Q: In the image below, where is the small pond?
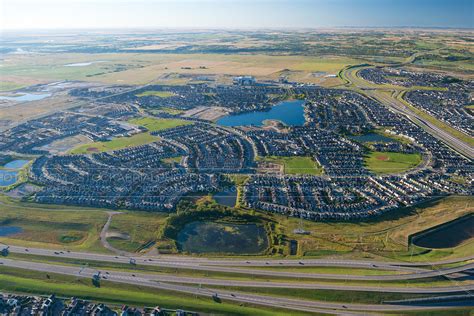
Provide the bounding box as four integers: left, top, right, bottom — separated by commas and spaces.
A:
64, 61, 107, 67
0, 170, 19, 186
177, 221, 268, 254
412, 215, 474, 249
3, 159, 29, 169
0, 93, 51, 102
213, 188, 237, 207
0, 226, 23, 237
217, 100, 305, 127
349, 132, 397, 143
0, 159, 29, 186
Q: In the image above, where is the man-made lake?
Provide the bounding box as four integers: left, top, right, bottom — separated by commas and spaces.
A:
349, 133, 396, 143
0, 159, 29, 186
0, 226, 23, 237
0, 170, 19, 186
213, 188, 237, 207
4, 159, 29, 169
217, 100, 305, 127
177, 221, 268, 254
0, 93, 51, 102
412, 215, 474, 249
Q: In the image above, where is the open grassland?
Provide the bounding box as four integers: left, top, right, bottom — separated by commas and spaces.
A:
0, 81, 28, 92
364, 151, 422, 174
107, 212, 169, 253
274, 196, 474, 261
136, 91, 176, 98
0, 53, 364, 86
0, 266, 302, 316
69, 132, 157, 154
206, 285, 434, 305
1, 193, 472, 262
0, 195, 107, 252
127, 117, 192, 132
70, 118, 191, 154
257, 156, 323, 175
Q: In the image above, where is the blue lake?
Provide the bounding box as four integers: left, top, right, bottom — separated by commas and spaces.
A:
0, 170, 19, 186
0, 226, 23, 237
217, 100, 305, 127
4, 159, 29, 169
0, 93, 51, 102
0, 159, 29, 186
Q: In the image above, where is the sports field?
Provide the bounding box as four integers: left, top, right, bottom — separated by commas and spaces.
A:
364, 151, 422, 174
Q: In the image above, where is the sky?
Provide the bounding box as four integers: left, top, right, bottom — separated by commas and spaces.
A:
1, 0, 473, 30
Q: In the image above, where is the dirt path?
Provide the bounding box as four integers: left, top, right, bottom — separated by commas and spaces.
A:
99, 211, 131, 256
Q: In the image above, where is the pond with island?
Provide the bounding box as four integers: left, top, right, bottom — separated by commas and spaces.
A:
217, 100, 305, 127
177, 221, 268, 254
0, 159, 30, 187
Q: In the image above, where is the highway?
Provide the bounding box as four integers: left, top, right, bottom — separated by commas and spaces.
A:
1, 258, 472, 314
6, 245, 474, 281
342, 66, 473, 160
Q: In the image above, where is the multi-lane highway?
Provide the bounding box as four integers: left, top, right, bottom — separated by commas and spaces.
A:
342, 66, 474, 159
1, 257, 473, 314
6, 245, 474, 281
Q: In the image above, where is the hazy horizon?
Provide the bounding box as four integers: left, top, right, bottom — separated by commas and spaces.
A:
1, 0, 473, 31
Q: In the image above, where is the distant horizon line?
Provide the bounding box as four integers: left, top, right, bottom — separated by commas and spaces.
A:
2, 26, 473, 33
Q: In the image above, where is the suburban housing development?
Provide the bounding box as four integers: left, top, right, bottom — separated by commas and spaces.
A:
0, 11, 473, 315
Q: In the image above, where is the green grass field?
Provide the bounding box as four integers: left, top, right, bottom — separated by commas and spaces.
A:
270, 195, 473, 261
258, 156, 323, 175
70, 118, 192, 154
364, 151, 422, 174
107, 211, 169, 253
136, 91, 176, 98
0, 81, 27, 92
206, 285, 431, 305
127, 117, 192, 132
69, 132, 157, 154
1, 191, 472, 262
0, 195, 107, 252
